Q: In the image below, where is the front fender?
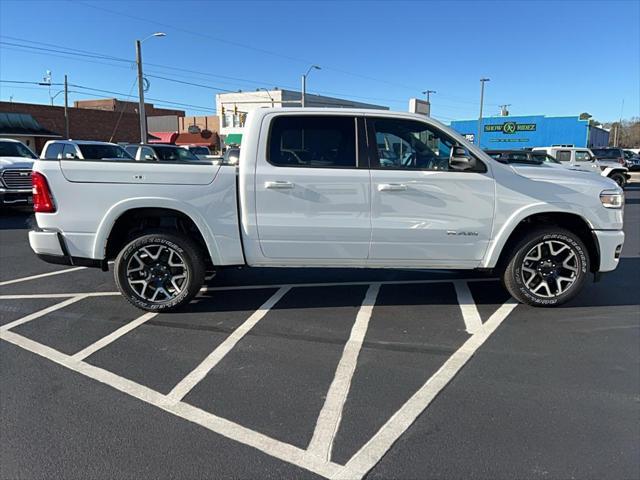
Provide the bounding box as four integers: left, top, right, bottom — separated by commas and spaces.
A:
481, 202, 595, 269
92, 197, 223, 265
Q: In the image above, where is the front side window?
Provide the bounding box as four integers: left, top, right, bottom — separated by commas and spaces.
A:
371, 118, 470, 171
125, 146, 139, 158
575, 151, 593, 162
268, 115, 356, 168
0, 141, 37, 159
63, 144, 78, 159
77, 144, 133, 160
556, 150, 572, 162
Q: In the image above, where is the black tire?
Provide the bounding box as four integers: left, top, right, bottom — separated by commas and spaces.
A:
114, 230, 205, 312
502, 228, 589, 307
609, 172, 626, 188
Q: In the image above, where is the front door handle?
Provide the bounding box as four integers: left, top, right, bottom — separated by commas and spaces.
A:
378, 183, 407, 192
265, 180, 294, 189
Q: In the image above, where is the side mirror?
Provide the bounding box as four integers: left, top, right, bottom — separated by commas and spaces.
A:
144, 154, 155, 161
64, 152, 76, 159
449, 145, 476, 171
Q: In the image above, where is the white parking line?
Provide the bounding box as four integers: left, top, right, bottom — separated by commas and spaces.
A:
0, 267, 86, 287
308, 283, 380, 460
71, 312, 158, 361
453, 280, 484, 334
0, 292, 120, 300
165, 286, 291, 403
332, 299, 519, 480
0, 295, 88, 332
0, 329, 345, 479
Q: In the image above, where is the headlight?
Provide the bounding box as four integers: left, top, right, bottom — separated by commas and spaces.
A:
600, 189, 624, 209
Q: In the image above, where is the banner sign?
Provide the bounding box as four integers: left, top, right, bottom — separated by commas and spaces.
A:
484, 121, 536, 134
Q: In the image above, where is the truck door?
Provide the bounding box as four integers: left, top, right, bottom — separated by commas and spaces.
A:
366, 117, 495, 263
254, 114, 371, 260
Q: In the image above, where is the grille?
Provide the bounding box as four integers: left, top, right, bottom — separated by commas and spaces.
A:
2, 169, 32, 190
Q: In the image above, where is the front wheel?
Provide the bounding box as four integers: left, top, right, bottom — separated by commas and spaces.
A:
114, 231, 206, 312
608, 172, 626, 188
502, 228, 589, 307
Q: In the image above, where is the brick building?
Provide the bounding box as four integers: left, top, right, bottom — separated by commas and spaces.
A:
74, 98, 184, 117
0, 101, 185, 153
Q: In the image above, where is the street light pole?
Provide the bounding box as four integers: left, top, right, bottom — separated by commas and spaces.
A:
136, 33, 166, 143
422, 90, 436, 116
301, 65, 321, 108
64, 74, 69, 139
477, 78, 490, 147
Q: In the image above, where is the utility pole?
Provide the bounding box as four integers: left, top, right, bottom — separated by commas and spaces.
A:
135, 39, 147, 143
301, 65, 321, 108
422, 90, 436, 116
477, 78, 490, 147
63, 74, 69, 139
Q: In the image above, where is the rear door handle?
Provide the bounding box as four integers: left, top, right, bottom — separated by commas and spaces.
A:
378, 183, 407, 191
265, 180, 294, 189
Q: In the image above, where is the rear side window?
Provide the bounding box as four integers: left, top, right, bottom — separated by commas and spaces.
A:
268, 115, 356, 168
44, 142, 64, 159
556, 150, 571, 162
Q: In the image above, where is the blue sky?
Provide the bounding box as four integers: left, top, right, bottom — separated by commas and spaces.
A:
0, 0, 638, 123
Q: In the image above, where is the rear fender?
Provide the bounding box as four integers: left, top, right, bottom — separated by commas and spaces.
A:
93, 198, 222, 264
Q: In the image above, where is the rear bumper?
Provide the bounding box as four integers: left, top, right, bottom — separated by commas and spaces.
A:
593, 229, 624, 272
0, 187, 32, 205
29, 229, 106, 269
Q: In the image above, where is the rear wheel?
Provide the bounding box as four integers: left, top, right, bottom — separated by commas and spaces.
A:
502, 228, 589, 307
114, 231, 205, 312
608, 172, 626, 188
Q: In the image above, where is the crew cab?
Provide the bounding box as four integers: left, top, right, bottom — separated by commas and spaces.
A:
0, 138, 37, 206
29, 109, 625, 311
532, 146, 630, 187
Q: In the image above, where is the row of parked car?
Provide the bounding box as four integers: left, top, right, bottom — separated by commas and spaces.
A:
0, 136, 636, 207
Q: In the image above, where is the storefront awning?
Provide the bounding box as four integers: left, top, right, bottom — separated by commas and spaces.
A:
149, 131, 178, 144
0, 112, 61, 137
224, 133, 242, 145
175, 132, 219, 148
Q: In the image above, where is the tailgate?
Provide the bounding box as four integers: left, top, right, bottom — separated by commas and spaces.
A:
60, 160, 219, 185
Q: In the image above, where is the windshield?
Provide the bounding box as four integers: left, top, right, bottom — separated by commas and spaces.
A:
153, 146, 199, 162
0, 141, 37, 159
486, 151, 547, 165
189, 146, 210, 155
591, 148, 621, 159
78, 144, 133, 160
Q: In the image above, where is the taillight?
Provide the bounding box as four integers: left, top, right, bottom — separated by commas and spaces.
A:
32, 172, 56, 213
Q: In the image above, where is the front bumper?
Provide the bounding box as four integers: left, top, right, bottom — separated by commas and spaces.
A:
593, 229, 624, 272
0, 187, 32, 205
29, 229, 107, 269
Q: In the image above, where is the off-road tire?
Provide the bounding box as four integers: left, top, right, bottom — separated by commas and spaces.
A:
114, 230, 205, 312
503, 228, 589, 307
608, 172, 626, 188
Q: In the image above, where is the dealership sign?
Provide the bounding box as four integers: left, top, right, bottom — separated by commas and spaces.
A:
485, 122, 536, 134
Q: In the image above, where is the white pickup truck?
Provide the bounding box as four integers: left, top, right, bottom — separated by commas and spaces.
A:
29, 108, 624, 311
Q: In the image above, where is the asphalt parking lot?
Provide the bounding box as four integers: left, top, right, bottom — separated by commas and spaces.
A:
1, 183, 639, 480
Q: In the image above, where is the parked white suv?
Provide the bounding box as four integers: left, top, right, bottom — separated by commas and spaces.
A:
41, 140, 133, 160
0, 138, 37, 206
29, 109, 624, 311
532, 146, 629, 187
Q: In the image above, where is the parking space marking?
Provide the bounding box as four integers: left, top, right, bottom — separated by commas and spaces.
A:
0, 295, 88, 332
0, 292, 120, 300
333, 299, 518, 480
71, 312, 158, 361
453, 280, 484, 334
165, 286, 291, 403
308, 283, 380, 460
0, 329, 345, 479
0, 266, 87, 287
